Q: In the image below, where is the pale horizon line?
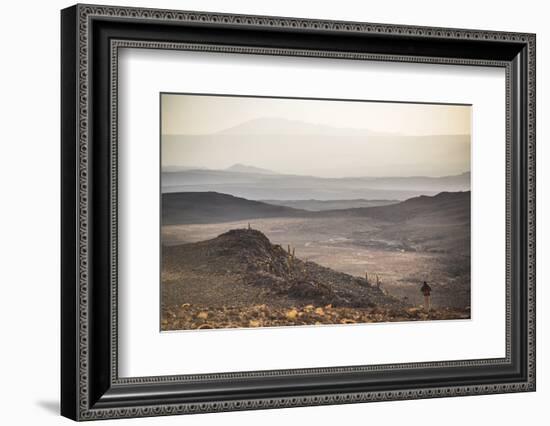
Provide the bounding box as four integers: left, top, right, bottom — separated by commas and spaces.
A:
161, 164, 471, 180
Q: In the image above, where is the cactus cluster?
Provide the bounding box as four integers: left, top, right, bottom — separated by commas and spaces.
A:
364, 270, 382, 289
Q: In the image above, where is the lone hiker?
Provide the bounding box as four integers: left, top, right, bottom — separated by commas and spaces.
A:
420, 281, 432, 312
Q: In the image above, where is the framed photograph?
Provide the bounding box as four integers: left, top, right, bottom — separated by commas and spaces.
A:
61, 4, 536, 421
159, 93, 473, 331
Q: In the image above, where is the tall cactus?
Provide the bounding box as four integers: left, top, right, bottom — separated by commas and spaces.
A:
286, 245, 297, 271
287, 244, 293, 271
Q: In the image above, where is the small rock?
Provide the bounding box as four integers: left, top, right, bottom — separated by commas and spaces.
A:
285, 309, 298, 320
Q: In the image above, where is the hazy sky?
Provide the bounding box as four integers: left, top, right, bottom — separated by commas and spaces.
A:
161, 94, 471, 177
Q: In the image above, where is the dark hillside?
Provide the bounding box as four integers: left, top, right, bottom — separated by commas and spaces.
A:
319, 191, 470, 224
162, 191, 470, 226
162, 191, 307, 225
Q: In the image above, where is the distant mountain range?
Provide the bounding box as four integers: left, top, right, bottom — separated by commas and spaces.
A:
161, 166, 470, 201
162, 190, 470, 226
162, 117, 470, 178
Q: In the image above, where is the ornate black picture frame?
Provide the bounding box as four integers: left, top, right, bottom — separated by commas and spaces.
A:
61, 4, 536, 421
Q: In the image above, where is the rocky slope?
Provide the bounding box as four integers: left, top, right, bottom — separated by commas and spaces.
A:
162, 228, 402, 311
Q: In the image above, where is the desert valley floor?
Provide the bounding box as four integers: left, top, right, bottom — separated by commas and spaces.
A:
160, 191, 471, 330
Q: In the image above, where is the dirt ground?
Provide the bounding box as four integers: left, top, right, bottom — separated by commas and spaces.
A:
162, 216, 470, 309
